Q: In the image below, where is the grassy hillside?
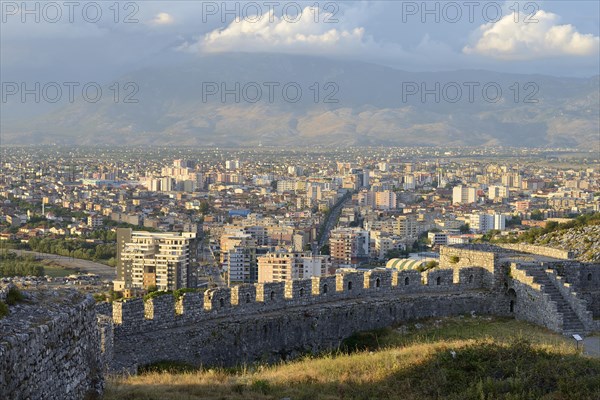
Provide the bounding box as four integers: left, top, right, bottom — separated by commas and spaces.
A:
104, 317, 600, 400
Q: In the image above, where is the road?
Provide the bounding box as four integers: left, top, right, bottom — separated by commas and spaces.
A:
8, 249, 116, 281
317, 191, 353, 250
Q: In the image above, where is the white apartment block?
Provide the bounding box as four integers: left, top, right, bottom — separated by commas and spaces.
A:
114, 229, 196, 292
371, 231, 405, 260
220, 232, 257, 284
427, 232, 448, 246
87, 214, 104, 229
469, 213, 506, 233
453, 185, 477, 204
488, 185, 510, 201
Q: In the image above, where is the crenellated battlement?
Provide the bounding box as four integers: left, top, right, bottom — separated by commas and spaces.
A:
111, 266, 487, 334
98, 245, 600, 373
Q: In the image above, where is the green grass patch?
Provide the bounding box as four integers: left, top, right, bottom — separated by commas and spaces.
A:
42, 264, 77, 278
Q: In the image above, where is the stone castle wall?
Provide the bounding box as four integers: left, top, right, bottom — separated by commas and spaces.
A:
112, 292, 494, 372
496, 244, 574, 260
508, 263, 563, 332
0, 288, 104, 400
104, 265, 490, 372
107, 246, 570, 372
108, 267, 485, 338
439, 246, 498, 288
3, 245, 596, 398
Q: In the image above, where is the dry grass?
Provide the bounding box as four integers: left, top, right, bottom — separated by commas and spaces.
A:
104, 317, 600, 400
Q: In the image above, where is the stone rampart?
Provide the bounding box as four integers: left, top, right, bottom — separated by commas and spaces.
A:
545, 269, 595, 331
111, 291, 494, 372
107, 267, 492, 372
496, 244, 574, 260
4, 244, 599, 398
110, 268, 485, 338
0, 288, 104, 400
509, 263, 563, 332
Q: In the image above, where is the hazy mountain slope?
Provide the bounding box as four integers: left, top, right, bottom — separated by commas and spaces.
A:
2, 53, 598, 147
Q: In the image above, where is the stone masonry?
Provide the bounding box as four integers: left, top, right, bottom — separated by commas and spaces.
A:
0, 287, 104, 400
2, 243, 599, 398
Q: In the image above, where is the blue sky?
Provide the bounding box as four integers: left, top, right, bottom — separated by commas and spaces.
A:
1, 0, 599, 83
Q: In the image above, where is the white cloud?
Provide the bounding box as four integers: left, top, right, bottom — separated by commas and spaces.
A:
180, 7, 369, 55
464, 10, 599, 60
150, 12, 174, 26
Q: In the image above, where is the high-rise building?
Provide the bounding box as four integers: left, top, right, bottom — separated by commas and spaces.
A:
453, 185, 477, 204
220, 232, 257, 284
114, 229, 196, 292
469, 213, 506, 233
403, 174, 416, 190
329, 228, 370, 268
375, 190, 397, 210
488, 186, 510, 201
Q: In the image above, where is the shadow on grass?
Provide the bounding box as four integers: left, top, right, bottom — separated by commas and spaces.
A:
105, 338, 600, 400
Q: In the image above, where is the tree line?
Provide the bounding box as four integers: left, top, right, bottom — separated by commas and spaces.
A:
27, 237, 116, 266
0, 253, 45, 277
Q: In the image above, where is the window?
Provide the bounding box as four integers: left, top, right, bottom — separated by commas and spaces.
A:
588, 273, 593, 282
270, 291, 275, 300
219, 298, 225, 307
348, 281, 353, 291
323, 284, 328, 294
404, 277, 409, 286
376, 278, 381, 288
245, 293, 250, 303
436, 276, 441, 285
468, 274, 474, 284
299, 288, 304, 297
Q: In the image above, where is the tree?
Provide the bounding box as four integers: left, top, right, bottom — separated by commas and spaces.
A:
530, 209, 544, 221
385, 249, 408, 259
459, 224, 470, 234
320, 244, 330, 255
506, 216, 522, 227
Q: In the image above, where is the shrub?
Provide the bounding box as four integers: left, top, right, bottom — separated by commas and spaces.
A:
250, 379, 271, 395
6, 287, 23, 305
0, 301, 8, 318
450, 256, 460, 264
143, 290, 172, 302
138, 360, 197, 374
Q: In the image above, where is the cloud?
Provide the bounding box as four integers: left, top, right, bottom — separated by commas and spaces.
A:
150, 12, 174, 26
464, 10, 599, 60
178, 7, 369, 55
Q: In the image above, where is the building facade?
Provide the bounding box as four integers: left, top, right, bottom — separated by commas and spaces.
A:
114, 228, 196, 292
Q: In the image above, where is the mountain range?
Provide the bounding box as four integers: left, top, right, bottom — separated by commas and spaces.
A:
2, 53, 598, 147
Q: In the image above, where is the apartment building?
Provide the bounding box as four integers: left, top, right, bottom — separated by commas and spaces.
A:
488, 186, 510, 201
220, 232, 257, 284
329, 227, 370, 268
453, 185, 477, 204
469, 213, 506, 233
257, 250, 328, 282
114, 228, 196, 292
